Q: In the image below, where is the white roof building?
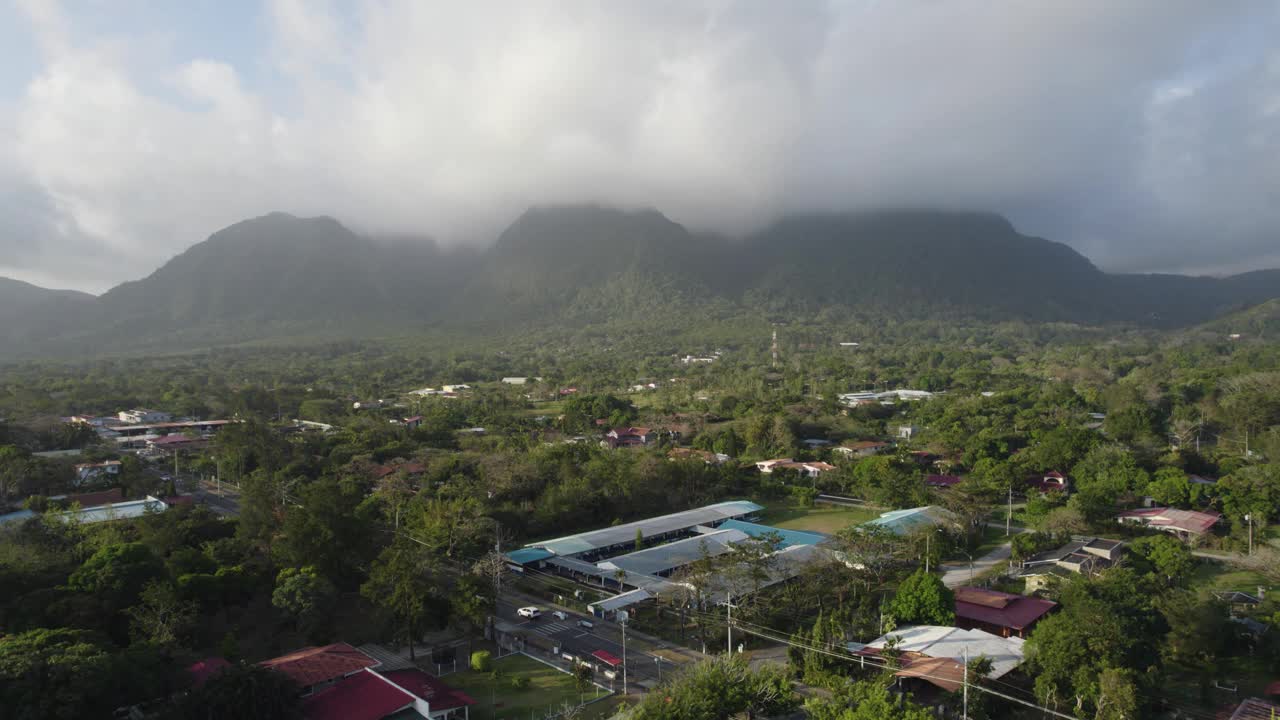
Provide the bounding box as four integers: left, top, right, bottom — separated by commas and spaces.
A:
855, 625, 1026, 681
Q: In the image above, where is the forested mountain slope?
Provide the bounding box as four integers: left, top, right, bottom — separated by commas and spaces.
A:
1, 207, 1277, 358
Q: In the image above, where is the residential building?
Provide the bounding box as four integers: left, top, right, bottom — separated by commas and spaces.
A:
1027, 471, 1069, 494
1116, 507, 1221, 540
605, 426, 654, 448
118, 408, 173, 424
834, 440, 892, 458
73, 460, 122, 485
500, 377, 541, 385
850, 625, 1026, 694
1018, 536, 1124, 592
260, 643, 474, 720
1229, 698, 1280, 720
954, 586, 1057, 638
754, 458, 795, 473
798, 461, 836, 478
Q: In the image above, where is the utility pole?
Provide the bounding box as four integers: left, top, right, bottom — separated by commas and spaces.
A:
726, 594, 733, 654
620, 612, 628, 695
925, 532, 932, 574
962, 645, 969, 720
1247, 514, 1253, 556
1006, 486, 1012, 536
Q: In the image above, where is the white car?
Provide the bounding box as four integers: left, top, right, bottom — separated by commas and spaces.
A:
552, 611, 568, 620
517, 606, 542, 619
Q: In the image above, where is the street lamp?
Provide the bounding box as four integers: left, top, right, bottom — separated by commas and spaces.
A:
654, 656, 662, 683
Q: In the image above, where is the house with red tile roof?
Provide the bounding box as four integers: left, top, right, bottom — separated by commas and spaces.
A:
1027, 471, 1069, 494
605, 427, 655, 448
301, 667, 475, 720
1227, 697, 1280, 720
186, 657, 231, 689
259, 643, 380, 692
1116, 507, 1221, 540
833, 440, 892, 458
954, 586, 1057, 638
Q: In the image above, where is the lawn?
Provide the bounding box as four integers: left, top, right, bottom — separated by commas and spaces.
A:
446, 653, 612, 720
755, 501, 880, 534
1189, 559, 1273, 594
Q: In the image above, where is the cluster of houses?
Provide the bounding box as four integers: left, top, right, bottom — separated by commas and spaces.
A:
67, 409, 232, 456
188, 643, 474, 720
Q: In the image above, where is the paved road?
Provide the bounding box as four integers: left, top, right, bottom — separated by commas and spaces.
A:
940, 540, 1016, 588
497, 598, 683, 692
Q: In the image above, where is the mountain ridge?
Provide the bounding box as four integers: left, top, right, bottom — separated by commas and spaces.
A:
2, 206, 1278, 358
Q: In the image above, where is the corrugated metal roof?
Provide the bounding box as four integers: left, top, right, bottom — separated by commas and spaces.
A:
716, 519, 828, 548
864, 506, 957, 535
861, 625, 1026, 680
504, 548, 554, 565
589, 589, 652, 613
598, 529, 749, 577
525, 501, 763, 556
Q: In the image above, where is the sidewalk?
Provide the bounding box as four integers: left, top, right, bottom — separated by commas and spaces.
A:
939, 541, 1014, 588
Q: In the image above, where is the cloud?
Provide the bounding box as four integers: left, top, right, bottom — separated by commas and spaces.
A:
1, 0, 1279, 291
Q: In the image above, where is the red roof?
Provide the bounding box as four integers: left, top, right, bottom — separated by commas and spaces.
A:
301, 669, 414, 720
1229, 698, 1280, 720
186, 657, 231, 689
955, 586, 1057, 632
150, 434, 199, 446
591, 650, 623, 668
610, 427, 652, 437
260, 643, 378, 688
380, 669, 476, 711
373, 462, 427, 480
926, 474, 963, 488
1117, 507, 1221, 535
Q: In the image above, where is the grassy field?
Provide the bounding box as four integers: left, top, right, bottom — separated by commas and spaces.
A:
756, 501, 880, 534
1190, 560, 1272, 593
446, 654, 613, 720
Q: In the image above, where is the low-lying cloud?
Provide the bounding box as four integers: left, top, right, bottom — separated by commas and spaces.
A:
2, 0, 1279, 292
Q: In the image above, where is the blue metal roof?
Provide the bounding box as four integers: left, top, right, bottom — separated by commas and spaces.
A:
863, 505, 956, 535
717, 519, 828, 548
505, 547, 554, 565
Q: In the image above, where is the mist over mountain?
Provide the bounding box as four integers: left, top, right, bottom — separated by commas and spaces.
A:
1, 206, 1277, 359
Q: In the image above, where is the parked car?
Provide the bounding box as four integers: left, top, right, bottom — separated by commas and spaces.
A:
517, 607, 542, 619
578, 619, 594, 629
552, 611, 569, 620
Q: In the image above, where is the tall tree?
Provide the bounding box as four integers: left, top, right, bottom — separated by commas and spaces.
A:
360, 538, 436, 661
886, 568, 954, 626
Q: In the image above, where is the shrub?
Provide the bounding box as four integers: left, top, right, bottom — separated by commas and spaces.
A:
511, 676, 531, 690
470, 650, 492, 672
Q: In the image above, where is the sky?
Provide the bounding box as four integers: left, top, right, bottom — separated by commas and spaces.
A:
1, 0, 1279, 293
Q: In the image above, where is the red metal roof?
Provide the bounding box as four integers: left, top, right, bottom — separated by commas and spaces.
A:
955, 586, 1057, 632
380, 669, 476, 711
1117, 507, 1221, 535
926, 474, 963, 487
260, 643, 378, 688
186, 657, 231, 689
301, 669, 414, 720
1229, 698, 1280, 720
591, 650, 623, 667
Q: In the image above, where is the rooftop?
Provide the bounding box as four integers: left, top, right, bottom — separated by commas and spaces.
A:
857, 625, 1026, 681
1231, 698, 1280, 720
261, 643, 379, 688
716, 519, 828, 549
1117, 507, 1221, 535
864, 506, 957, 535
599, 529, 750, 576
955, 586, 1057, 632
301, 669, 415, 720
526, 500, 763, 557
379, 669, 475, 711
